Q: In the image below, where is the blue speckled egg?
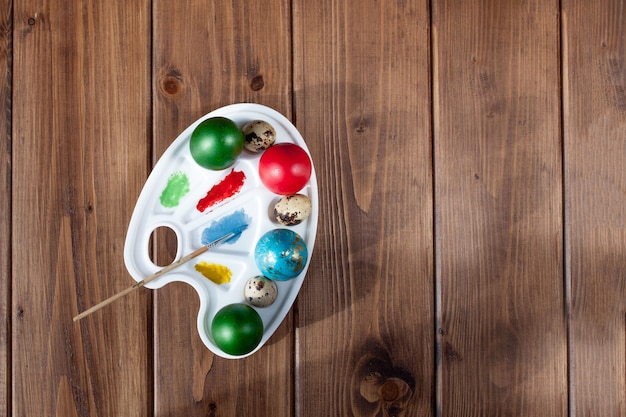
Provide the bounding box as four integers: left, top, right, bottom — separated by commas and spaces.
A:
254, 229, 308, 281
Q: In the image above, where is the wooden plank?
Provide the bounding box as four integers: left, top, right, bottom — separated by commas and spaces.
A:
152, 1, 294, 415
12, 1, 151, 415
563, 0, 626, 414
432, 0, 567, 414
293, 0, 434, 415
0, 2, 10, 416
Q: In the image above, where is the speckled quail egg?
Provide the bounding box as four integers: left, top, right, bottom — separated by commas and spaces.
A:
242, 120, 276, 152
244, 276, 278, 307
273, 194, 312, 226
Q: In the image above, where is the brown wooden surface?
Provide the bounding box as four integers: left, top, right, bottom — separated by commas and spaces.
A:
434, 0, 568, 415
293, 0, 434, 415
0, 2, 9, 415
13, 1, 152, 415
152, 1, 294, 416
5, 0, 626, 416
564, 1, 626, 415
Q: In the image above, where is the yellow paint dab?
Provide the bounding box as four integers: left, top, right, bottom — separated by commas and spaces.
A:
194, 261, 232, 285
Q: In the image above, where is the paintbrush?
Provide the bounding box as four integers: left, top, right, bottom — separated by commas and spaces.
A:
73, 232, 235, 322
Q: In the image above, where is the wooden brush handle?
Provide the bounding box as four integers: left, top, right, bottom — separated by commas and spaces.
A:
73, 233, 234, 322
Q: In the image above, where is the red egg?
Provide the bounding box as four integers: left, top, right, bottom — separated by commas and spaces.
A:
259, 143, 312, 195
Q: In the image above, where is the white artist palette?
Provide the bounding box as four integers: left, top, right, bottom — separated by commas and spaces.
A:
124, 103, 318, 358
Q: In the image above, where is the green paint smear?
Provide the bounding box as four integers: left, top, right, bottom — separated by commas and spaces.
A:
160, 171, 190, 208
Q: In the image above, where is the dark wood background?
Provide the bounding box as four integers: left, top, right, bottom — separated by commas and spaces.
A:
4, 0, 625, 415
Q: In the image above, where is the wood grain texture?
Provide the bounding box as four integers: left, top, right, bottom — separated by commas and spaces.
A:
6, 0, 626, 415
0, 2, 10, 416
433, 0, 567, 415
12, 1, 151, 415
293, 0, 434, 415
152, 0, 294, 415
563, 0, 626, 415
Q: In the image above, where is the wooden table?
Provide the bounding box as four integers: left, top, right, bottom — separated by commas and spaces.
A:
4, 0, 625, 415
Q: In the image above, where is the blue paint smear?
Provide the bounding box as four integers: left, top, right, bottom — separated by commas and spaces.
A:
201, 209, 251, 245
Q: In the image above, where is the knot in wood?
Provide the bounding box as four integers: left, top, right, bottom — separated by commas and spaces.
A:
380, 380, 399, 401
161, 76, 182, 95
250, 75, 265, 91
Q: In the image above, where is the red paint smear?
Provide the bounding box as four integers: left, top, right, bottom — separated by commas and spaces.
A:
196, 169, 246, 212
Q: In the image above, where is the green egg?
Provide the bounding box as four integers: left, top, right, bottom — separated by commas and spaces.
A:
211, 303, 263, 356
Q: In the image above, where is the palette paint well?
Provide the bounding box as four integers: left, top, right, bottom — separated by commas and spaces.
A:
197, 169, 246, 212
160, 171, 190, 208
201, 209, 251, 245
